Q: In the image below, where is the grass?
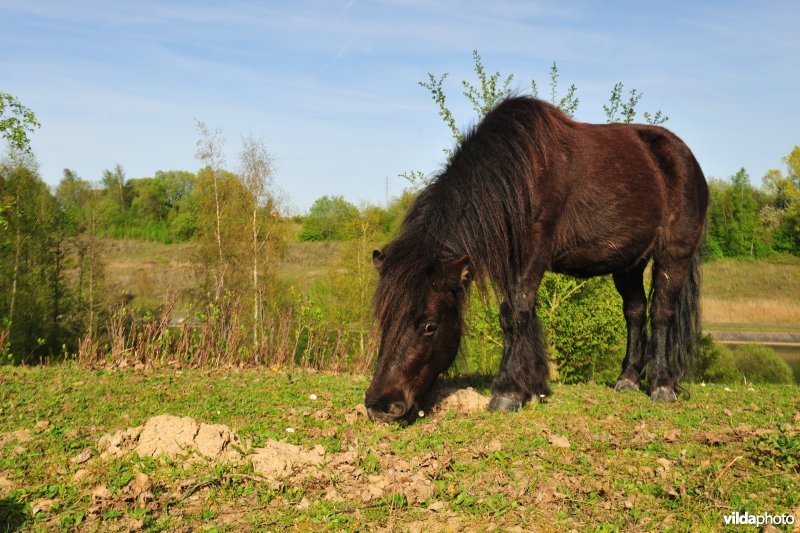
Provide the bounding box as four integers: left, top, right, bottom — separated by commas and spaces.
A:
1, 365, 798, 531
100, 233, 352, 307
279, 240, 348, 291
701, 255, 800, 326
103, 239, 197, 309
701, 255, 800, 301
101, 237, 800, 327
702, 298, 800, 326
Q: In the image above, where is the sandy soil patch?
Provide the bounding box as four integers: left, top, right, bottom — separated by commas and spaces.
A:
90, 387, 488, 506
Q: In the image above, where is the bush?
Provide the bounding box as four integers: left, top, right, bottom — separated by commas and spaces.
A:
694, 335, 743, 384
459, 274, 626, 384
299, 196, 359, 241
540, 274, 626, 384
170, 211, 197, 241
731, 344, 795, 384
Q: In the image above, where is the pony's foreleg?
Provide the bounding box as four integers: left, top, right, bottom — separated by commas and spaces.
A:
488, 292, 551, 412
612, 263, 648, 392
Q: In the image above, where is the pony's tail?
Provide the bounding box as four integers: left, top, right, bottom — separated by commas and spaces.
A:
667, 247, 702, 383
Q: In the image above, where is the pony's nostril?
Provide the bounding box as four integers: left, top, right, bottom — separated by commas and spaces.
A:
364, 394, 409, 422
387, 401, 407, 417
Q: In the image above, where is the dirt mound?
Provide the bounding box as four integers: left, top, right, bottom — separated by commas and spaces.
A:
95, 387, 487, 465
96, 411, 454, 502
427, 386, 489, 415
92, 388, 487, 502
250, 440, 326, 480
99, 414, 243, 461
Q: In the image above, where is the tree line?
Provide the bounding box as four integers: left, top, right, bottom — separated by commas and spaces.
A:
0, 114, 290, 362
300, 153, 800, 262
705, 154, 800, 258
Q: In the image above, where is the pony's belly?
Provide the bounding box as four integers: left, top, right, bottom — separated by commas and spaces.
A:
552, 261, 621, 278
551, 239, 653, 277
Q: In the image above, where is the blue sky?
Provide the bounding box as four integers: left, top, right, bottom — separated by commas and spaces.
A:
2, 0, 798, 212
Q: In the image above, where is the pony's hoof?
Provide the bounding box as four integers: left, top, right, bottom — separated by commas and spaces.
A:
487, 395, 524, 412
614, 378, 639, 392
650, 387, 677, 402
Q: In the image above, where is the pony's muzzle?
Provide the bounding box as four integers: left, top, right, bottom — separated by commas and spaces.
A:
366, 399, 413, 424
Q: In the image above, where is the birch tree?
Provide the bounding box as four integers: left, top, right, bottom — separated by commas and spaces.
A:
195, 121, 227, 301
238, 135, 275, 349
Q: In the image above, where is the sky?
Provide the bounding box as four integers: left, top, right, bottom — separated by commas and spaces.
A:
2, 0, 799, 213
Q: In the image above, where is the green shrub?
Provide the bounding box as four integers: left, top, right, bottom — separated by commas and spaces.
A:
540, 274, 626, 384
694, 335, 744, 384
299, 196, 359, 241
459, 274, 626, 384
731, 344, 794, 384
170, 211, 197, 241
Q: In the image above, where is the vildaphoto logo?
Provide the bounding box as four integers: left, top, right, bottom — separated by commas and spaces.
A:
723, 511, 795, 526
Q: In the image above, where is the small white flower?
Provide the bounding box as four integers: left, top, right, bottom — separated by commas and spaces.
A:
724, 387, 732, 392
700, 382, 706, 387
286, 427, 296, 433
309, 394, 318, 400
418, 410, 425, 418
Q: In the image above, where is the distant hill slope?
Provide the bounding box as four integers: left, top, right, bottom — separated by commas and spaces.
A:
102, 238, 800, 326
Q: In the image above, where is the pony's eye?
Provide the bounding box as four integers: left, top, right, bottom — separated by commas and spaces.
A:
422, 322, 438, 336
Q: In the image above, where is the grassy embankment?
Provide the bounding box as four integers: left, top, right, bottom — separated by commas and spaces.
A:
1, 366, 798, 530
104, 237, 800, 328
700, 255, 800, 328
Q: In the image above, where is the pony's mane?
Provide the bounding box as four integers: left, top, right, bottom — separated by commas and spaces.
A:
374, 96, 575, 326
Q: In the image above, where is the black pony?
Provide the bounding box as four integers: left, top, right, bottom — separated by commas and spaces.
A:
366, 96, 708, 423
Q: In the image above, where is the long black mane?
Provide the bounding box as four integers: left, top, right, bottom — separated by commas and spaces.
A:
374, 97, 573, 326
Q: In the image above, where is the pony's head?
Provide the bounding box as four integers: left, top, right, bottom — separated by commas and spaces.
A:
365, 249, 470, 423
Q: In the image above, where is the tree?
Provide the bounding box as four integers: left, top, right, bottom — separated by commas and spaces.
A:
55, 168, 107, 342
425, 51, 666, 140
728, 168, 760, 256
56, 169, 92, 234
101, 164, 129, 211
91, 169, 199, 242
96, 164, 131, 236
406, 51, 665, 188
195, 121, 227, 300
532, 62, 579, 118
603, 82, 667, 125
130, 178, 168, 224
706, 169, 778, 258
0, 157, 77, 361
762, 146, 800, 254
238, 135, 276, 348
0, 94, 40, 231
299, 196, 359, 241
341, 204, 385, 320
156, 169, 195, 206
0, 92, 40, 152
154, 169, 197, 240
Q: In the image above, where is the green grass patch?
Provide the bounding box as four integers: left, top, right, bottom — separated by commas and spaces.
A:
1, 365, 797, 531
701, 255, 800, 301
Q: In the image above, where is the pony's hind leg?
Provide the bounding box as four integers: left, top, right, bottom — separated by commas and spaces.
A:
488, 283, 551, 412
612, 262, 648, 392
647, 257, 693, 402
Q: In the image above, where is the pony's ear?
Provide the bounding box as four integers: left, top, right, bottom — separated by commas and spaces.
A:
372, 249, 385, 270
444, 256, 470, 287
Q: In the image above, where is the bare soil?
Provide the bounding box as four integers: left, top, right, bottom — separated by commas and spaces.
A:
89, 387, 490, 511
